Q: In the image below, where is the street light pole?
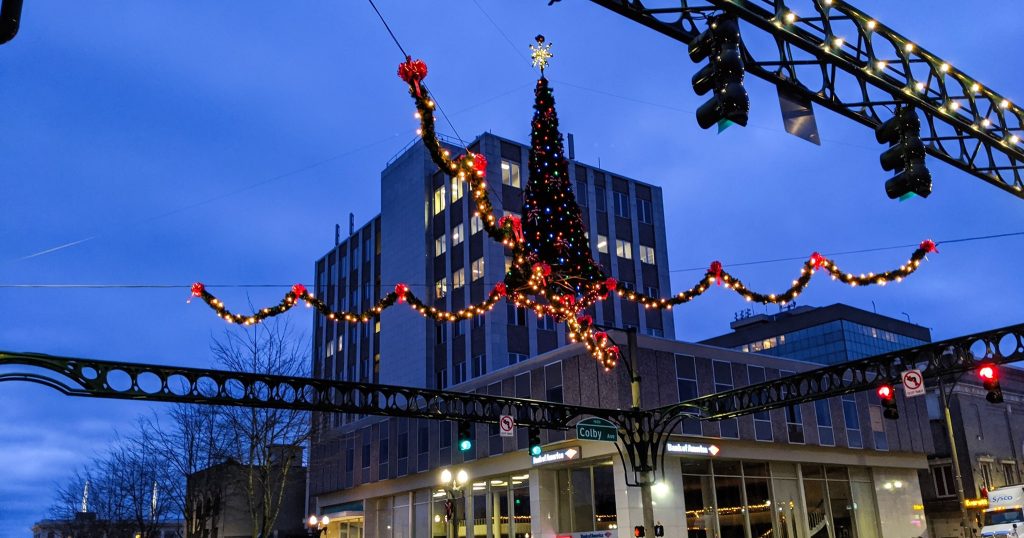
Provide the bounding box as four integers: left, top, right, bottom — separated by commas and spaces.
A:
624, 327, 656, 534
440, 468, 468, 538
938, 377, 971, 538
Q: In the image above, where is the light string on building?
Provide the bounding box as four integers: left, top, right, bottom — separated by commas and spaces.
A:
194, 38, 938, 370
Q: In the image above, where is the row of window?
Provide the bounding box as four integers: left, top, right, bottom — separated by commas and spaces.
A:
932, 460, 1019, 498
574, 178, 654, 224
434, 258, 486, 299
433, 217, 485, 256
675, 354, 878, 449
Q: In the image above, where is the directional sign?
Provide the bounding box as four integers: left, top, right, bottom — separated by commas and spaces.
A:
499, 415, 515, 438
902, 369, 925, 397
576, 417, 618, 443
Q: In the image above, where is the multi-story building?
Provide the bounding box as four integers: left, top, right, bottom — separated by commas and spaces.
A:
312, 131, 675, 395
700, 303, 932, 365
308, 334, 933, 538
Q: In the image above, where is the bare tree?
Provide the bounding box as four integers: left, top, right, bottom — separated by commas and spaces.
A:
212, 319, 310, 538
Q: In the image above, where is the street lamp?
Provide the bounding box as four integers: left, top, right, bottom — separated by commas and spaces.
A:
306, 514, 330, 536
439, 468, 469, 538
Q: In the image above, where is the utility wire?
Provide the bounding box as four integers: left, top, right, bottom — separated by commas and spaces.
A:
4, 230, 1021, 289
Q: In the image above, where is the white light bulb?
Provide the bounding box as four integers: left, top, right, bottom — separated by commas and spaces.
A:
939, 63, 950, 73
832, 37, 844, 48
784, 11, 797, 23
457, 469, 469, 485
904, 43, 915, 53
866, 20, 877, 30
440, 469, 452, 484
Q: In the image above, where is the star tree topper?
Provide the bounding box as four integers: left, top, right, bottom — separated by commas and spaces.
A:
530, 34, 553, 74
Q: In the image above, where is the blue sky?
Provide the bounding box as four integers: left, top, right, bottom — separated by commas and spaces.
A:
1, 1, 1022, 534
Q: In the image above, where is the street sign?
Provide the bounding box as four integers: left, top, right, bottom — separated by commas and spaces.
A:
499, 415, 515, 438
576, 417, 618, 443
902, 369, 925, 397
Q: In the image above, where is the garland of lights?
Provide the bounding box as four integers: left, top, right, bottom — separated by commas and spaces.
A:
193, 37, 938, 371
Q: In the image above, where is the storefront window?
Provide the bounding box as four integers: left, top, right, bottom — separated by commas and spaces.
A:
512, 474, 531, 538
431, 491, 448, 538
556, 463, 617, 533
745, 476, 773, 538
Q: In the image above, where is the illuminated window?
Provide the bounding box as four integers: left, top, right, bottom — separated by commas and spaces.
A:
450, 176, 464, 202
471, 258, 485, 281
615, 239, 632, 260
505, 255, 513, 273
639, 245, 656, 265
435, 278, 447, 299
453, 268, 465, 289
434, 235, 447, 257
470, 214, 483, 235
596, 234, 608, 254
501, 160, 521, 188
433, 185, 446, 215
452, 224, 464, 247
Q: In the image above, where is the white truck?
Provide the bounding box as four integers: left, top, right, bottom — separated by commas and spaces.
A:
981, 485, 1024, 538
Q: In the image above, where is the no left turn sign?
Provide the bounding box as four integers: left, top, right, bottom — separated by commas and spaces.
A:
902, 369, 925, 397
499, 415, 515, 437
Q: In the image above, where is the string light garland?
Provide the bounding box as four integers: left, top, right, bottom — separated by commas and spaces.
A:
194, 37, 938, 371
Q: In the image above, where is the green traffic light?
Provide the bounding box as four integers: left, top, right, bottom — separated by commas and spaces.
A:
530, 445, 542, 457
459, 439, 473, 452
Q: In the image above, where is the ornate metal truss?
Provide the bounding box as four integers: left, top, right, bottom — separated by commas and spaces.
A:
587, 0, 1024, 197
663, 322, 1024, 420
0, 351, 631, 430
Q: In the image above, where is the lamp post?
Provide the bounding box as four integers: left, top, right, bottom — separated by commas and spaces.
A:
306, 514, 330, 537
439, 468, 469, 538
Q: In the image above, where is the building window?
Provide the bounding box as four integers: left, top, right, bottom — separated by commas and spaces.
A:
351, 244, 359, 269
472, 313, 485, 329
450, 176, 464, 202
842, 393, 863, 448
596, 234, 608, 254
378, 428, 390, 481
436, 368, 448, 389
470, 214, 483, 235
452, 224, 464, 247
452, 268, 465, 289
546, 362, 563, 403
435, 277, 447, 300
713, 361, 739, 438
453, 362, 466, 385
504, 255, 513, 273
501, 159, 521, 188
639, 245, 656, 265
433, 185, 446, 215
780, 370, 804, 444
509, 353, 528, 365
576, 179, 588, 206
815, 399, 835, 446
452, 320, 464, 338
615, 239, 632, 260
375, 320, 381, 334
471, 257, 485, 281
538, 315, 556, 331
435, 323, 447, 344
645, 328, 663, 337
434, 235, 447, 257
637, 199, 653, 224
508, 304, 527, 326
1004, 462, 1018, 485
595, 185, 606, 212
472, 354, 486, 377
645, 286, 658, 298
747, 366, 773, 441
364, 237, 372, 262
932, 464, 956, 497
869, 406, 889, 450
613, 191, 630, 218
675, 355, 702, 436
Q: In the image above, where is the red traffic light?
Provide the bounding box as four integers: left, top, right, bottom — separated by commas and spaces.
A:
877, 385, 894, 399
634, 525, 646, 537
979, 365, 997, 381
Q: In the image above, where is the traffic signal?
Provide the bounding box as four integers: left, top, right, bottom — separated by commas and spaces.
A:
528, 427, 542, 457
875, 106, 931, 200
979, 364, 1004, 403
654, 523, 665, 537
688, 16, 749, 129
457, 421, 473, 452
877, 384, 899, 420
633, 525, 646, 537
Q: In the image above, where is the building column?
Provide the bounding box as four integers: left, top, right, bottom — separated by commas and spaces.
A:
529, 468, 558, 538
612, 457, 686, 538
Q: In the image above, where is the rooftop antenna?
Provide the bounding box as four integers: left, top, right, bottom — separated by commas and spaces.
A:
81, 480, 89, 513
335, 224, 340, 246
349, 213, 355, 236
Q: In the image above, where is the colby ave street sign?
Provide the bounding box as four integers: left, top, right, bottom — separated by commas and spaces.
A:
576, 417, 618, 442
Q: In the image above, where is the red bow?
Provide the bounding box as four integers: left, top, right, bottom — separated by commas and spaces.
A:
472, 153, 487, 174
188, 282, 205, 303
810, 252, 826, 270
604, 277, 618, 293
577, 314, 593, 327
493, 282, 507, 297
920, 239, 938, 254
594, 331, 609, 343
709, 261, 723, 286
291, 283, 308, 298
397, 56, 428, 97
559, 295, 576, 308
395, 283, 409, 303
499, 215, 524, 243
607, 345, 620, 358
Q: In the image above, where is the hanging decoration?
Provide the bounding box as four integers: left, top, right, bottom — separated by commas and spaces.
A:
194, 36, 938, 371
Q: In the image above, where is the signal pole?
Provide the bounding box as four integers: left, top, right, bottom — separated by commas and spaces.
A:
938, 377, 970, 537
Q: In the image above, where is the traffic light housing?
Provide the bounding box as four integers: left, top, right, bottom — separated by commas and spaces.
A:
979, 364, 1004, 403
634, 525, 646, 537
877, 384, 899, 420
875, 107, 931, 200
688, 16, 749, 129
654, 523, 665, 537
528, 427, 542, 457
457, 421, 473, 452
